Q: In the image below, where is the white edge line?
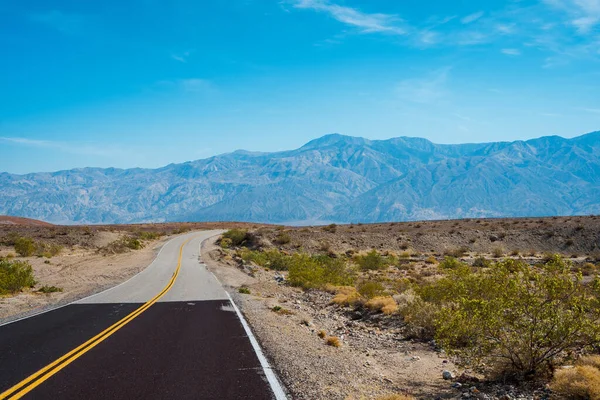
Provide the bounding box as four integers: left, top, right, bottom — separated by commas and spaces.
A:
0, 231, 206, 327
224, 291, 288, 400
201, 240, 287, 400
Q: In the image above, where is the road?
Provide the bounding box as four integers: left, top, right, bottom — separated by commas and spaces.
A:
0, 231, 286, 400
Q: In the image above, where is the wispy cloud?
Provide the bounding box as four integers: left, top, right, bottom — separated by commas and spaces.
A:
582, 107, 600, 113
171, 49, 194, 63
0, 137, 121, 157
502, 48, 522, 56
461, 11, 484, 24
29, 10, 86, 35
396, 68, 450, 104
291, 0, 406, 34
543, 0, 600, 33
156, 78, 214, 93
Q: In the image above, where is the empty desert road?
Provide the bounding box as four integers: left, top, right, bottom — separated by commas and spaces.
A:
0, 231, 286, 400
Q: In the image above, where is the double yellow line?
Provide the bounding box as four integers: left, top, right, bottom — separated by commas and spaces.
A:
0, 239, 190, 400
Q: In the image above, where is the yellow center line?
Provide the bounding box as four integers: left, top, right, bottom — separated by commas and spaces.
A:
0, 238, 192, 400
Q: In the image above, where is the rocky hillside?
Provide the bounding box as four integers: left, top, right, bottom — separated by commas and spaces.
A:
1, 132, 599, 224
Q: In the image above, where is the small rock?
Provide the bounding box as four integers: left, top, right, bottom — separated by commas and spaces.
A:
443, 370, 455, 380
452, 383, 463, 389
411, 356, 421, 361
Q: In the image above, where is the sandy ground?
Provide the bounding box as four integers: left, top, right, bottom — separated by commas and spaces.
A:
0, 235, 170, 323
202, 237, 459, 400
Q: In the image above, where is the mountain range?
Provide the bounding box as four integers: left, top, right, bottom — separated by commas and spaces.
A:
1, 132, 599, 225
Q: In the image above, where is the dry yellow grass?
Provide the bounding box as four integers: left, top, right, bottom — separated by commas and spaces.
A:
578, 356, 600, 370
376, 395, 415, 400
365, 296, 399, 315
325, 336, 341, 347
317, 330, 326, 338
330, 286, 361, 306
551, 365, 600, 399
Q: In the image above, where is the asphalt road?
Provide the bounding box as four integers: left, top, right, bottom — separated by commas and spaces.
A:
0, 231, 286, 400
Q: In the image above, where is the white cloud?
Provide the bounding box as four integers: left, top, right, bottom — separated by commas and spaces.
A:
582, 107, 600, 113
29, 10, 86, 35
396, 68, 450, 104
0, 137, 120, 157
171, 50, 194, 63
156, 79, 213, 93
544, 0, 600, 33
461, 11, 484, 24
292, 0, 406, 34
502, 48, 522, 55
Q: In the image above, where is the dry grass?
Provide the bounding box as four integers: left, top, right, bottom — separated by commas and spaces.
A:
330, 286, 361, 306
365, 296, 399, 315
325, 336, 341, 347
317, 330, 327, 338
578, 356, 600, 370
376, 395, 415, 400
551, 365, 600, 399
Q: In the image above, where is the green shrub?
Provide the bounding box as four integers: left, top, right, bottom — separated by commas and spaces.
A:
239, 248, 289, 271
356, 250, 386, 271
438, 256, 466, 269
222, 229, 249, 247
274, 232, 291, 245
357, 280, 386, 299
444, 247, 469, 258
238, 286, 251, 294
136, 231, 164, 240
0, 258, 36, 295
472, 256, 491, 268
288, 254, 355, 289
14, 237, 36, 257
38, 285, 63, 293
422, 256, 600, 377
123, 236, 143, 250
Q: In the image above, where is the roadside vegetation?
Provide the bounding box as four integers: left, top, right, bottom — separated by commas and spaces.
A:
0, 258, 36, 295
219, 225, 600, 394
1, 233, 63, 258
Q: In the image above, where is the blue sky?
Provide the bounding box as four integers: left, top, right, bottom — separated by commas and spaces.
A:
1, 0, 599, 173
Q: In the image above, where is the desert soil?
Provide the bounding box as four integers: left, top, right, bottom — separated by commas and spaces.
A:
0, 232, 169, 323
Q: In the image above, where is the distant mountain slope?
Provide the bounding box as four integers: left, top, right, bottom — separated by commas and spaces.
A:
1, 132, 599, 224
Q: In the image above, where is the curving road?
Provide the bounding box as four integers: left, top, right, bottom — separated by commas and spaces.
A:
0, 231, 286, 400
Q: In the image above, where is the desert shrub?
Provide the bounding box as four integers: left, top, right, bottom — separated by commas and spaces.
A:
222, 229, 249, 247
325, 336, 341, 347
401, 296, 439, 340
425, 256, 438, 265
38, 285, 63, 293
274, 232, 291, 245
0, 258, 36, 295
357, 280, 386, 299
123, 236, 143, 250
238, 286, 251, 294
427, 256, 600, 377
322, 223, 337, 233
330, 286, 361, 306
136, 231, 164, 240
376, 395, 415, 400
288, 254, 355, 289
220, 237, 233, 248
365, 296, 398, 314
445, 246, 469, 258
472, 256, 491, 268
317, 330, 326, 338
14, 237, 36, 257
356, 250, 386, 271
579, 356, 600, 370
438, 256, 466, 270
492, 246, 505, 258
551, 366, 600, 399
